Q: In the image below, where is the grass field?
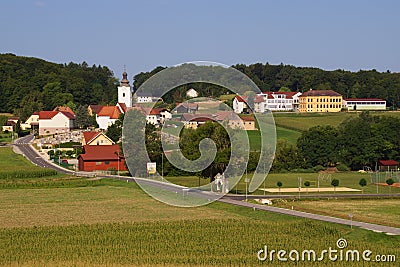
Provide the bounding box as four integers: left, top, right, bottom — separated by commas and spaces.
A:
0, 147, 46, 172
0, 178, 399, 266
0, 133, 13, 143
276, 198, 400, 228
0, 147, 399, 265
273, 111, 400, 132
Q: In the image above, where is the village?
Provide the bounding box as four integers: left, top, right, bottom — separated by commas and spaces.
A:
1, 69, 393, 175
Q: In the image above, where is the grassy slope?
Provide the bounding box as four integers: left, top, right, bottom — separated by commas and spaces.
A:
0, 147, 45, 172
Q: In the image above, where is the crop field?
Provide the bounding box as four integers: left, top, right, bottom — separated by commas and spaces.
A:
0, 178, 399, 266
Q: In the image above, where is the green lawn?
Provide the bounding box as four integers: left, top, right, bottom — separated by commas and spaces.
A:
0, 132, 14, 143
0, 147, 45, 172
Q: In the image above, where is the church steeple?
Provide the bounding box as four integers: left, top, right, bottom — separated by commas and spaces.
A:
120, 65, 130, 87
118, 65, 133, 108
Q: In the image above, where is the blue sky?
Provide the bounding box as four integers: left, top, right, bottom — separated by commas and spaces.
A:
1, 0, 400, 80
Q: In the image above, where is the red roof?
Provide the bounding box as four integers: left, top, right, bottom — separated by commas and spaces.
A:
117, 103, 127, 113
235, 96, 247, 103
88, 105, 103, 115
79, 145, 122, 161
39, 111, 75, 120
54, 106, 75, 116
261, 92, 299, 99
83, 131, 100, 144
344, 98, 385, 102
301, 90, 341, 97
378, 160, 398, 166
97, 106, 121, 119
239, 115, 255, 121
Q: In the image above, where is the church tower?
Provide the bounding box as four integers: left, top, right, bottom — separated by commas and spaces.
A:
118, 68, 133, 108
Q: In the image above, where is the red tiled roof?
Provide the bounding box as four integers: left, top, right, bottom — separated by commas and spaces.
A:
262, 91, 299, 99
83, 131, 100, 144
344, 98, 385, 102
39, 111, 75, 120
239, 115, 255, 121
39, 111, 58, 119
301, 90, 341, 97
235, 96, 247, 103
97, 106, 121, 119
79, 145, 122, 161
378, 160, 398, 166
254, 95, 264, 103
117, 103, 127, 113
88, 105, 103, 115
54, 106, 75, 116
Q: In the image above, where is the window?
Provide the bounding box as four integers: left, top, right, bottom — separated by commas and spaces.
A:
105, 161, 110, 165
123, 93, 125, 97
96, 162, 102, 165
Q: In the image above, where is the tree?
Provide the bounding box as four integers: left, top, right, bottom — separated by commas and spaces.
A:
74, 105, 94, 129
278, 86, 291, 92
106, 114, 124, 143
297, 125, 339, 167
331, 179, 339, 194
304, 181, 311, 194
277, 181, 283, 193
359, 178, 367, 194
386, 178, 394, 194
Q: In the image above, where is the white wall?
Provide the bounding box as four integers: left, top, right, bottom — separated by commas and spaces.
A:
39, 112, 73, 135
118, 85, 132, 107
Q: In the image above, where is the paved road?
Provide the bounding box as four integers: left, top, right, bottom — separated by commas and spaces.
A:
13, 135, 400, 235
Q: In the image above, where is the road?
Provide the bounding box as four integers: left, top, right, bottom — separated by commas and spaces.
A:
13, 135, 400, 235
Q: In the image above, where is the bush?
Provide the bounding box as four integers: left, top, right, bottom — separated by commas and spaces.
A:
336, 163, 350, 172
0, 169, 58, 179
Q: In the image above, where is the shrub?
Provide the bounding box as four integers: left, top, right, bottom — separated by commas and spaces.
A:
313, 165, 326, 172
336, 163, 350, 172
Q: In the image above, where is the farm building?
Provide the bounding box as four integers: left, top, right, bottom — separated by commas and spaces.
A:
78, 144, 127, 172
378, 160, 399, 172
343, 98, 386, 111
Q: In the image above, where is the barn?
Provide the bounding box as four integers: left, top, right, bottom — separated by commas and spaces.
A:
78, 145, 127, 172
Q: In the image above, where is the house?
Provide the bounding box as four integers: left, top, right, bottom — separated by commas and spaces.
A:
233, 95, 264, 113
175, 102, 198, 114
23, 112, 39, 130
258, 92, 302, 112
139, 107, 172, 125
378, 160, 399, 172
38, 111, 75, 135
298, 90, 343, 113
78, 144, 127, 172
233, 96, 247, 113
88, 105, 103, 116
134, 92, 153, 103
96, 106, 122, 130
186, 88, 199, 98
82, 131, 115, 146
179, 111, 256, 130
343, 98, 386, 111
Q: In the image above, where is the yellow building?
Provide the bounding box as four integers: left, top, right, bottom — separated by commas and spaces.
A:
298, 90, 343, 113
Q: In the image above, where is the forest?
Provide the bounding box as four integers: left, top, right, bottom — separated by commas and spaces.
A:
2, 53, 400, 120
0, 53, 119, 119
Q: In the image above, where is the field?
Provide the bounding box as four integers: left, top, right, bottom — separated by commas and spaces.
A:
0, 178, 399, 266
276, 198, 400, 228
0, 148, 399, 265
273, 111, 400, 132
0, 132, 13, 143
0, 147, 47, 172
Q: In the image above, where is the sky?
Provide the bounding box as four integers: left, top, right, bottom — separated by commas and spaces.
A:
1, 0, 400, 80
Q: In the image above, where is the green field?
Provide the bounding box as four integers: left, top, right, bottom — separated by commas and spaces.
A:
0, 132, 14, 143
0, 147, 46, 172
273, 111, 400, 132
0, 178, 399, 266
276, 198, 400, 228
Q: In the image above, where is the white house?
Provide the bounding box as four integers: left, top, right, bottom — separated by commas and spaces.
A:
233, 96, 247, 113
139, 107, 172, 125
38, 111, 75, 135
258, 92, 302, 112
186, 88, 198, 98
96, 106, 122, 130
343, 98, 386, 111
135, 92, 153, 103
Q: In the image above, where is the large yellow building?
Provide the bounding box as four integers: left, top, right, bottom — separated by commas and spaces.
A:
298, 90, 343, 113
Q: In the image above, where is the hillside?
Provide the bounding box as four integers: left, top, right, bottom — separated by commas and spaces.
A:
0, 53, 118, 118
